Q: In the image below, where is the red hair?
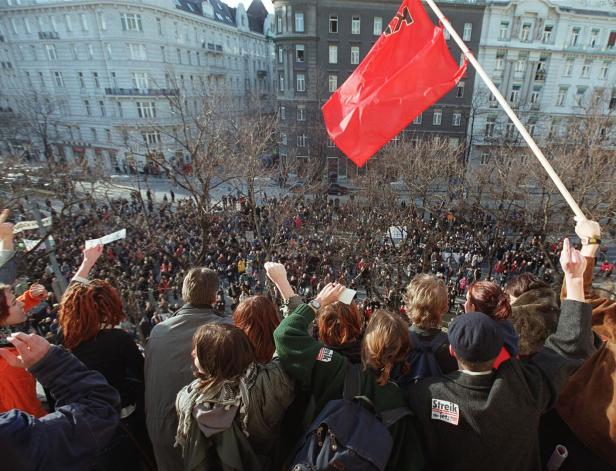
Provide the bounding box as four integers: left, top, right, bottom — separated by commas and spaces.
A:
233, 295, 280, 364
468, 281, 512, 321
317, 301, 363, 347
59, 280, 125, 350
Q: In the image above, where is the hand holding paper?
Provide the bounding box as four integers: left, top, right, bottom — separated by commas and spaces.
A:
85, 229, 127, 249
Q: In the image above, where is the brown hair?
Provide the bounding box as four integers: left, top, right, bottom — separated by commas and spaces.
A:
317, 301, 363, 347
58, 280, 125, 350
505, 273, 550, 299
192, 323, 255, 388
468, 281, 512, 321
182, 267, 219, 307
0, 284, 10, 323
403, 274, 448, 329
361, 310, 410, 386
510, 310, 549, 356
233, 295, 280, 364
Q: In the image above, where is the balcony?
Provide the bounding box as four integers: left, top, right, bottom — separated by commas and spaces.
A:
0, 35, 4, 42
257, 70, 267, 78
39, 31, 60, 40
104, 88, 179, 97
534, 71, 546, 82
203, 42, 223, 54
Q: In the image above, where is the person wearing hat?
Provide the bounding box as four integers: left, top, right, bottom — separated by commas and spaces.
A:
407, 238, 594, 471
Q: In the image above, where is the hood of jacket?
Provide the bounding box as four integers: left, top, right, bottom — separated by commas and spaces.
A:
512, 287, 560, 333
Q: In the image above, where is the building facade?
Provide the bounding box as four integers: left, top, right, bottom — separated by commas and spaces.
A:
468, 0, 616, 167
273, 0, 485, 182
0, 0, 275, 170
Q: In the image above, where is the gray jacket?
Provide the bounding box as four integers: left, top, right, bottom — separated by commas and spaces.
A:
407, 300, 594, 471
145, 304, 231, 471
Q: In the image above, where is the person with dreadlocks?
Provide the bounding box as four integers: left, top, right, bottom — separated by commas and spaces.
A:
58, 244, 155, 471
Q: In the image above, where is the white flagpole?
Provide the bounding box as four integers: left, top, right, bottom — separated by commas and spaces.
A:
423, 0, 585, 220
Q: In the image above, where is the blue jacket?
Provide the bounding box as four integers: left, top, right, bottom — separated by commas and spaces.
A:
0, 345, 121, 470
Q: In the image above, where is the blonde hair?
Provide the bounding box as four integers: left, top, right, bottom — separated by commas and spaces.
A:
361, 310, 410, 386
182, 268, 219, 307
403, 274, 448, 329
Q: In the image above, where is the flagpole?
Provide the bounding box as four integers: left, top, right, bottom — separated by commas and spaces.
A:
423, 0, 585, 220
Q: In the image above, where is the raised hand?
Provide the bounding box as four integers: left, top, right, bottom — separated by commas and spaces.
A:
264, 262, 288, 285
560, 238, 586, 279
0, 332, 51, 369
315, 283, 347, 309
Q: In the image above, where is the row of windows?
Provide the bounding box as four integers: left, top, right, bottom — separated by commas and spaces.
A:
497, 19, 616, 50
482, 118, 612, 144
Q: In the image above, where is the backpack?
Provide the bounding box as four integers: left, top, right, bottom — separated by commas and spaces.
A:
405, 330, 448, 383
288, 363, 411, 471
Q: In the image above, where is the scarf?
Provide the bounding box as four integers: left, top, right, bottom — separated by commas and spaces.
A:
175, 363, 257, 451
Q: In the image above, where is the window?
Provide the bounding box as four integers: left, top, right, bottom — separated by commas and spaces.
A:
10, 18, 17, 35
277, 15, 282, 34
456, 81, 465, 98
373, 17, 382, 36
432, 109, 442, 126
463, 23, 472, 41
279, 74, 284, 92
569, 27, 580, 47
25, 71, 32, 86
520, 23, 531, 42
128, 43, 147, 60
65, 14, 73, 32
91, 128, 97, 141
156, 17, 162, 35
279, 105, 286, 120
45, 44, 57, 60
329, 15, 338, 34
105, 129, 112, 142
121, 13, 143, 32
413, 113, 422, 124
137, 101, 156, 118
548, 121, 557, 139
295, 12, 304, 33
297, 134, 307, 147
556, 87, 567, 106
87, 44, 94, 59
143, 131, 161, 145
98, 13, 106, 31
608, 31, 616, 49
563, 58, 574, 77
589, 29, 599, 48
53, 71, 64, 87
485, 117, 495, 137
77, 72, 84, 88
38, 71, 45, 88
93, 72, 100, 88
80, 13, 88, 31
176, 48, 181, 64
499, 21, 509, 40
600, 62, 609, 80
530, 86, 541, 105
452, 112, 461, 126
24, 17, 31, 34
515, 58, 526, 73
328, 44, 337, 64
327, 138, 335, 147
350, 46, 359, 65
352, 16, 360, 35
132, 72, 149, 89
117, 101, 123, 118
296, 73, 305, 92
295, 44, 304, 62
328, 74, 337, 92
84, 100, 91, 116
581, 60, 591, 78
509, 85, 520, 104
610, 89, 616, 110
495, 50, 505, 71
278, 46, 283, 63
297, 104, 305, 121
535, 58, 547, 81
480, 153, 489, 165
99, 100, 106, 117
71, 44, 78, 60
542, 25, 553, 44
575, 87, 586, 106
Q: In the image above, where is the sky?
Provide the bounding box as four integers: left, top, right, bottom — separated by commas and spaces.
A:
225, 0, 274, 13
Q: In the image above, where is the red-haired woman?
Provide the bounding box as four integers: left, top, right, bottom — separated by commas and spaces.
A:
464, 280, 519, 367
58, 244, 154, 470
233, 295, 280, 364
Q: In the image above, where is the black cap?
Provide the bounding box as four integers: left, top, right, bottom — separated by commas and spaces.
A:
449, 312, 504, 362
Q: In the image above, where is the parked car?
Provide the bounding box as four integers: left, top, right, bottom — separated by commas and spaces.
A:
326, 183, 349, 196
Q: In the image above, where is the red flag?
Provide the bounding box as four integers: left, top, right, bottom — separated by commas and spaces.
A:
322, 0, 467, 167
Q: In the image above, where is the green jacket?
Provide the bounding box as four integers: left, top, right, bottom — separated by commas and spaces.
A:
274, 304, 425, 471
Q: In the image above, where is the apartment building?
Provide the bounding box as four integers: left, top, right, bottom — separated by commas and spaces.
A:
273, 0, 485, 181
0, 0, 275, 170
468, 0, 616, 167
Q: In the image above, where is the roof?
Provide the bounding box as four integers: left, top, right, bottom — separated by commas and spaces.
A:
247, 0, 269, 34
175, 0, 236, 26
487, 0, 616, 18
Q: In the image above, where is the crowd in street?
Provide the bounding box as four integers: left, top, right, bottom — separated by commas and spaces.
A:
0, 193, 614, 471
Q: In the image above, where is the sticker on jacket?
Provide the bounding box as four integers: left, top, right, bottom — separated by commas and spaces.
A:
431, 399, 459, 425
316, 347, 333, 362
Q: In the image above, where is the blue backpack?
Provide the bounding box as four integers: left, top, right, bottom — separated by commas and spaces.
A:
407, 330, 448, 382
288, 363, 411, 471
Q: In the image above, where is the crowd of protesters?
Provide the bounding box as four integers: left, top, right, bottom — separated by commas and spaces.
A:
0, 190, 615, 470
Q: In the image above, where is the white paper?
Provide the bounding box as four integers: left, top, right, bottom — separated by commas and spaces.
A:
23, 237, 55, 251
338, 288, 357, 305
13, 216, 52, 234
85, 229, 126, 249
